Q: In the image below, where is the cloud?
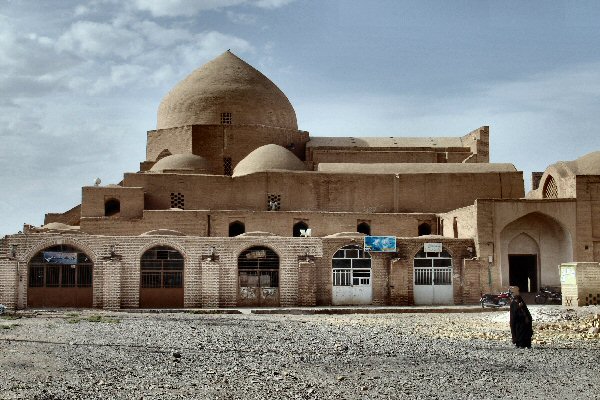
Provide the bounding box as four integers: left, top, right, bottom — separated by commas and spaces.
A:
253, 0, 295, 9
226, 10, 258, 25
131, 0, 294, 17
0, 23, 82, 99
57, 21, 145, 59
131, 0, 247, 17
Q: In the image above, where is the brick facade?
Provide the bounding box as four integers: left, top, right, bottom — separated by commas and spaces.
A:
0, 233, 482, 310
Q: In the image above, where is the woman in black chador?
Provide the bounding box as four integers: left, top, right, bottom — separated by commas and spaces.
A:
510, 294, 533, 348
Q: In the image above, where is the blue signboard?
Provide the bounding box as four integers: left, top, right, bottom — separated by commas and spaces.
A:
43, 251, 78, 265
364, 236, 397, 252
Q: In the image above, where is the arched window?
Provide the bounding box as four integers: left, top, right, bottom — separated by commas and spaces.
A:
543, 175, 558, 199
418, 223, 432, 236
293, 221, 309, 237
413, 246, 454, 305
332, 244, 373, 305
238, 246, 279, 289
414, 246, 453, 285
140, 246, 184, 289
229, 221, 245, 237
28, 245, 93, 307
104, 198, 120, 216
139, 246, 184, 308
357, 222, 371, 235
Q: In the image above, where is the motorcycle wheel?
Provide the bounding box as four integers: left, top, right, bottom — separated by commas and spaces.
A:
535, 295, 547, 304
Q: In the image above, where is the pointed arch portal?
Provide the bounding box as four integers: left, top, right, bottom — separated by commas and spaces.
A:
500, 212, 572, 292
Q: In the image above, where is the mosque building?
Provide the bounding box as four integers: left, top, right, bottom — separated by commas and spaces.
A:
1, 51, 599, 309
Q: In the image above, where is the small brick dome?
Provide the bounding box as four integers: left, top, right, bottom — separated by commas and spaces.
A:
150, 153, 209, 174
157, 51, 298, 130
233, 144, 306, 177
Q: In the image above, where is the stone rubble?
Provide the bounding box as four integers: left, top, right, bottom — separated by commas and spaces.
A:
0, 306, 598, 399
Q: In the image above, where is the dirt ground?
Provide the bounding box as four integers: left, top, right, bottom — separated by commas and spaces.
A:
1, 306, 599, 399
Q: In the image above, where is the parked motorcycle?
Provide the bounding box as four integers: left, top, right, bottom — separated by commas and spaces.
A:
534, 287, 562, 304
480, 290, 513, 308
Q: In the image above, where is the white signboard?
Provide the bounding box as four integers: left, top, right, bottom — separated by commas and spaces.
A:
560, 264, 576, 285
424, 243, 443, 253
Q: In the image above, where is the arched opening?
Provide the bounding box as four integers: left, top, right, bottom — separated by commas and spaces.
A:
229, 221, 245, 237
140, 246, 184, 308
542, 175, 558, 199
28, 245, 93, 308
500, 212, 572, 291
332, 244, 372, 305
293, 221, 309, 237
418, 223, 432, 236
238, 246, 280, 307
357, 222, 371, 235
508, 233, 539, 293
104, 198, 120, 216
413, 246, 453, 305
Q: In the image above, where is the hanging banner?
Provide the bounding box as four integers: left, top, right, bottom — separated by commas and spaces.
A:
43, 251, 78, 265
364, 236, 396, 252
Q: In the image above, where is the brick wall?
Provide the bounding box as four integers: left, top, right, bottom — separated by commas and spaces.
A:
121, 169, 523, 216
390, 239, 476, 305
0, 258, 18, 310
297, 260, 316, 306
1, 232, 482, 310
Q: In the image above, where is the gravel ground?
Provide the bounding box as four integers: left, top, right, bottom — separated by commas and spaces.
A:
1, 306, 599, 400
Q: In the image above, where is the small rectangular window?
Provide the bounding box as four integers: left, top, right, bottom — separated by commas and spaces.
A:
221, 112, 232, 124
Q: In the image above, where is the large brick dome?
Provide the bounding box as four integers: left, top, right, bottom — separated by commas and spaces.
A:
157, 51, 298, 130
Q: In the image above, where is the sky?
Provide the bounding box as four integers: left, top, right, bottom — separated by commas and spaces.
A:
1, 0, 600, 236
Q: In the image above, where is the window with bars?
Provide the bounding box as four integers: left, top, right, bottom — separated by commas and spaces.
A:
28, 245, 93, 288
238, 246, 279, 288
170, 192, 184, 209
413, 246, 453, 286
140, 246, 184, 288
332, 244, 371, 287
267, 193, 281, 211
223, 157, 233, 176
220, 112, 232, 124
